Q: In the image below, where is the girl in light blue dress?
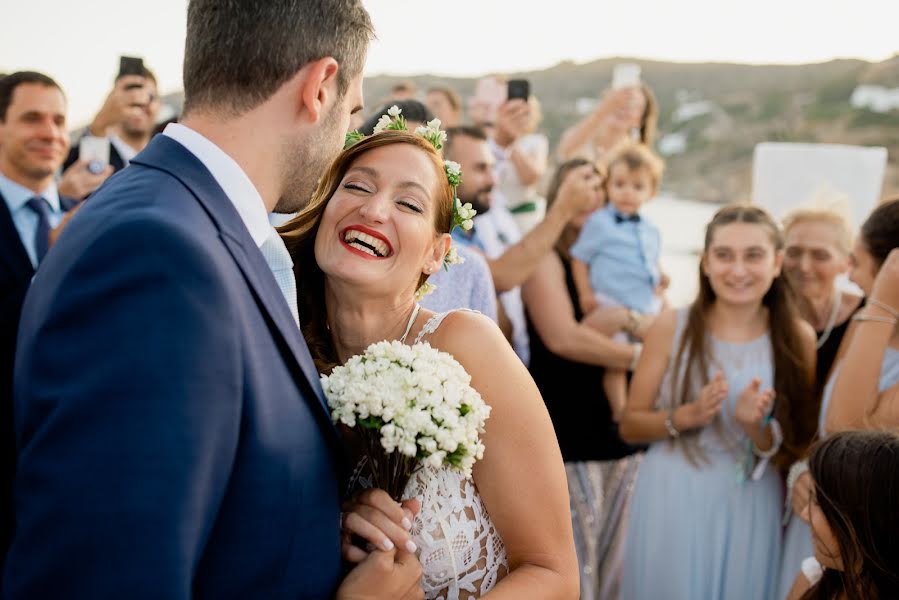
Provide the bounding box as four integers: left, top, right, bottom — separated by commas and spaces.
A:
780, 198, 899, 598
619, 205, 817, 600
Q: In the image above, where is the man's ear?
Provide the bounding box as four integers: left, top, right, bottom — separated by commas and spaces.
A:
297, 57, 340, 124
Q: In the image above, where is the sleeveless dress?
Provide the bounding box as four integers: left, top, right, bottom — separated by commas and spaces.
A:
777, 345, 899, 599
527, 249, 641, 600
395, 309, 509, 599
622, 309, 782, 600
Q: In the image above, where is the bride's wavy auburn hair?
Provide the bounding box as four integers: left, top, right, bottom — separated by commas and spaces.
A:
801, 431, 899, 600
279, 131, 455, 374
669, 204, 816, 471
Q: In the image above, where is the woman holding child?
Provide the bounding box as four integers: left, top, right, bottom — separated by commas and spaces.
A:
524, 158, 647, 600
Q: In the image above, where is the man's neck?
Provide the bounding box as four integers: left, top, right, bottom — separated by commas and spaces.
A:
179, 111, 283, 213
0, 163, 53, 195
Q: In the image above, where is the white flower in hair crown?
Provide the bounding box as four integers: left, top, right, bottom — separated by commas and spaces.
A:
345, 106, 477, 300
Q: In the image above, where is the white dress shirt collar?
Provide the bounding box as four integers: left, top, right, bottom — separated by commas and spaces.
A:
0, 171, 61, 213
109, 133, 139, 165
163, 123, 270, 248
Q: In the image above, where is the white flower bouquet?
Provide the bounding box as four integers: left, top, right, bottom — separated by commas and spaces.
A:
321, 340, 491, 500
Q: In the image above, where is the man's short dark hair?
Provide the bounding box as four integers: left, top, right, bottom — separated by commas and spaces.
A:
183, 0, 375, 116
443, 125, 487, 159
0, 71, 64, 122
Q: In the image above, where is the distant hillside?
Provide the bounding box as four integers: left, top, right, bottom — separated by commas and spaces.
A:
364, 56, 899, 203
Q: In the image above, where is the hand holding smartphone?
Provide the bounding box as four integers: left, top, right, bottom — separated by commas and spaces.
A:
506, 79, 530, 101
118, 56, 145, 78
79, 136, 110, 175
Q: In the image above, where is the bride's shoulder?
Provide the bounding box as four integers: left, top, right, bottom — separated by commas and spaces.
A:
424, 310, 508, 360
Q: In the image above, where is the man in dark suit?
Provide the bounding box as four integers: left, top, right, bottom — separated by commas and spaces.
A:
0, 71, 80, 566
4, 2, 422, 599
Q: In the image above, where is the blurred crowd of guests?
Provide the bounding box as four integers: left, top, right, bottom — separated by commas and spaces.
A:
2, 56, 898, 600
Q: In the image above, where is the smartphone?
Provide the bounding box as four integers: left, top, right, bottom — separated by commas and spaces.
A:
507, 79, 530, 101
611, 63, 641, 90
79, 136, 110, 174
119, 55, 145, 78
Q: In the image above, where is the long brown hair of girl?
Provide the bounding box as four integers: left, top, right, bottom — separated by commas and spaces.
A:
278, 131, 455, 374
801, 431, 899, 600
669, 204, 816, 470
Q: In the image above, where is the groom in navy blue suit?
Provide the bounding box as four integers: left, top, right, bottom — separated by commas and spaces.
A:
4, 2, 422, 599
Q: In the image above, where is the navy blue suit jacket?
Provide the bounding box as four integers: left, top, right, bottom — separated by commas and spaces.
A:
0, 190, 78, 567
5, 136, 346, 599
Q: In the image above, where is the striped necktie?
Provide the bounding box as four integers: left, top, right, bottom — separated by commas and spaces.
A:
260, 227, 300, 327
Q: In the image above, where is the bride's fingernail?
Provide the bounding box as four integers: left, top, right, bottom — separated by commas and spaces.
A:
405, 540, 418, 553
402, 517, 412, 530
382, 538, 394, 551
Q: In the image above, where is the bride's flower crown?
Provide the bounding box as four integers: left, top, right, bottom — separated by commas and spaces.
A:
344, 106, 478, 300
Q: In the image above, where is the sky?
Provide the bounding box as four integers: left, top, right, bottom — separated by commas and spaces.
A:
2, 0, 897, 126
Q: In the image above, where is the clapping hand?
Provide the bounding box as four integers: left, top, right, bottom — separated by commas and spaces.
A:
340, 488, 420, 563
734, 377, 776, 430
682, 370, 728, 429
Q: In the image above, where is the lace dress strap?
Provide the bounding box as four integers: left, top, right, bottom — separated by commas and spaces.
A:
413, 308, 480, 345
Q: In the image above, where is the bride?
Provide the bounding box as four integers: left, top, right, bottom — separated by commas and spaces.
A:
280, 122, 578, 599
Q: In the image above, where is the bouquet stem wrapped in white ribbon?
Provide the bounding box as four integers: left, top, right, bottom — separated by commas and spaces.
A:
321, 340, 491, 501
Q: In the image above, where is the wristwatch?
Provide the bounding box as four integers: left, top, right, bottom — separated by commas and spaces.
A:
664, 412, 680, 438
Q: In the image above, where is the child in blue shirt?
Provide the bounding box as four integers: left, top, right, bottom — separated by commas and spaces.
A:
571, 141, 667, 418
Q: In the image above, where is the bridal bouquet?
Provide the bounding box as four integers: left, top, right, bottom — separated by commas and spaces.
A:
321, 340, 491, 501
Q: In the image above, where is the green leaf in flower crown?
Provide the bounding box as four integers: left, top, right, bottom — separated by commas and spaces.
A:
344, 130, 365, 149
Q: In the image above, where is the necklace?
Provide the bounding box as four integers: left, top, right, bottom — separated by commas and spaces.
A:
815, 289, 842, 350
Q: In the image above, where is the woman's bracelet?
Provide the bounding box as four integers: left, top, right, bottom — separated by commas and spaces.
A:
867, 298, 899, 319
664, 410, 680, 439
752, 418, 783, 460
851, 313, 898, 326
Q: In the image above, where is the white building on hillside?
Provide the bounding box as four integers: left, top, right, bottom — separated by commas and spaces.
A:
850, 85, 899, 113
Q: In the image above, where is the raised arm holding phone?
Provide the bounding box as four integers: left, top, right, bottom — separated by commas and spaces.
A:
557, 63, 658, 162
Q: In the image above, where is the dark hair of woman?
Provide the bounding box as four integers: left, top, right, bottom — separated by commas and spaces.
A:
801, 430, 899, 600
859, 196, 899, 269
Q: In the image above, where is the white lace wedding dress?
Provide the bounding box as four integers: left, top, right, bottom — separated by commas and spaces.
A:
353, 309, 509, 599
406, 310, 508, 599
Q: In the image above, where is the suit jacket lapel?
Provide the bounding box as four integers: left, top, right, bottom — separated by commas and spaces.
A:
0, 192, 34, 281
130, 137, 334, 424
